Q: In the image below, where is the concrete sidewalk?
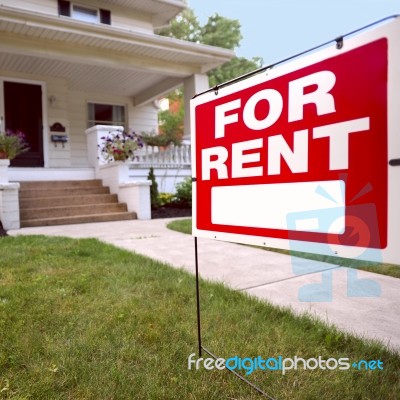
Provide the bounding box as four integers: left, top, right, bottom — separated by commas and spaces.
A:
9, 218, 400, 352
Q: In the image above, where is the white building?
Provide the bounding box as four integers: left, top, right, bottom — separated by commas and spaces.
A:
0, 0, 234, 228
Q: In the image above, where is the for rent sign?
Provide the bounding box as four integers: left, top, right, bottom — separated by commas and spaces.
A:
191, 18, 400, 264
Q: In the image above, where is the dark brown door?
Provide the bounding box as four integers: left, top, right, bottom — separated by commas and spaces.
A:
4, 81, 44, 167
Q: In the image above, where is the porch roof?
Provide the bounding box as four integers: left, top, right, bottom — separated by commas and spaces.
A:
0, 5, 234, 104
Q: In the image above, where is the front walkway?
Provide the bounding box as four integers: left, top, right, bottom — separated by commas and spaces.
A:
9, 219, 400, 352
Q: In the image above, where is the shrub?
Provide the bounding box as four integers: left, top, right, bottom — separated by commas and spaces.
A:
159, 192, 175, 207
147, 167, 160, 209
174, 177, 192, 208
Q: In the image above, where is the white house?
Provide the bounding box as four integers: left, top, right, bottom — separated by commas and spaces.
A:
0, 0, 234, 228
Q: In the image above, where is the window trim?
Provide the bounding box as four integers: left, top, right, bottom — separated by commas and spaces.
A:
57, 0, 111, 25
99, 9, 111, 25
87, 102, 127, 129
72, 4, 99, 24
58, 0, 71, 17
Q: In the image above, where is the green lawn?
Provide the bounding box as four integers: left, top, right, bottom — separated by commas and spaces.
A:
0, 235, 399, 399
167, 219, 400, 279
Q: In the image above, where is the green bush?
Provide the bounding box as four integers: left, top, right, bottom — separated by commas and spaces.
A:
147, 167, 160, 209
159, 192, 175, 207
173, 177, 192, 208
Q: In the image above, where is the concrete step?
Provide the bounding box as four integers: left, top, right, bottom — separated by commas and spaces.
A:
18, 179, 137, 228
19, 186, 110, 199
19, 194, 118, 209
21, 212, 137, 228
20, 203, 128, 220
18, 180, 103, 190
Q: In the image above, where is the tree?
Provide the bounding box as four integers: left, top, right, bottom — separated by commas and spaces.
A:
147, 167, 160, 209
199, 13, 262, 86
158, 10, 262, 85
155, 7, 262, 144
208, 56, 263, 88
200, 13, 242, 50
157, 91, 184, 145
157, 8, 201, 42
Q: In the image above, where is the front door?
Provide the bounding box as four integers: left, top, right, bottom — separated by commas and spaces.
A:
2, 81, 44, 167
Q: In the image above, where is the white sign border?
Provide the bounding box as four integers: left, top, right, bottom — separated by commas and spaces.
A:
191, 17, 400, 265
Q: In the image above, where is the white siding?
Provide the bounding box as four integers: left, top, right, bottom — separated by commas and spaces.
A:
95, 2, 153, 33
2, 0, 154, 33
68, 90, 158, 167
130, 104, 159, 135
47, 78, 71, 168
67, 91, 88, 167
71, 0, 154, 33
0, 0, 56, 16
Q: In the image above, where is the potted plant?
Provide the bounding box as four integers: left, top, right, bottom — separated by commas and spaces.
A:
98, 129, 143, 163
140, 132, 172, 147
0, 129, 29, 183
0, 129, 29, 160
140, 131, 182, 148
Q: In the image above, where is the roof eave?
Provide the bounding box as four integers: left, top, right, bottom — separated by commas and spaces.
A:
0, 5, 234, 72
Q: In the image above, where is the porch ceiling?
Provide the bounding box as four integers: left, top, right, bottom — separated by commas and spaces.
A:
0, 6, 234, 102
0, 52, 173, 98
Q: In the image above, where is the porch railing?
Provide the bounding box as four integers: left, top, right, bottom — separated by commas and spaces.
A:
132, 143, 191, 168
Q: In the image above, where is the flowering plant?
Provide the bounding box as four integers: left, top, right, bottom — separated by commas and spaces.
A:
0, 129, 30, 160
98, 129, 143, 163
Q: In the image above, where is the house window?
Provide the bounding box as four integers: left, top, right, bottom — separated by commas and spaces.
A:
72, 5, 98, 23
58, 1, 111, 25
88, 103, 126, 128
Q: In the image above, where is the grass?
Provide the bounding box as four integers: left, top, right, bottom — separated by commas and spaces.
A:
167, 219, 400, 279
0, 235, 399, 399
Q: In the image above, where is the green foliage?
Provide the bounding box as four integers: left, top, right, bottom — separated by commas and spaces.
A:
159, 192, 175, 207
198, 12, 262, 86
174, 177, 192, 208
157, 8, 263, 121
141, 91, 184, 147
158, 102, 184, 145
157, 11, 242, 51
0, 130, 29, 160
147, 167, 160, 208
167, 218, 192, 235
208, 56, 263, 88
156, 8, 200, 42
200, 13, 242, 50
141, 132, 175, 147
99, 129, 142, 162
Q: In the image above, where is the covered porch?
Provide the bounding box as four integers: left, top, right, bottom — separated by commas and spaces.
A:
0, 4, 234, 228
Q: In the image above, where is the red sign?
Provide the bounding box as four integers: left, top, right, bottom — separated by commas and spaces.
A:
193, 38, 388, 250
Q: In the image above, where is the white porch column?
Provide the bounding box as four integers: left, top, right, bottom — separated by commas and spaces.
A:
85, 125, 151, 220
85, 125, 123, 175
183, 74, 209, 143
0, 159, 10, 183
99, 162, 151, 220
0, 183, 20, 230
0, 160, 20, 230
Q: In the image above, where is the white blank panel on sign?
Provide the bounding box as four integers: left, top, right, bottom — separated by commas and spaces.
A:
211, 180, 345, 233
